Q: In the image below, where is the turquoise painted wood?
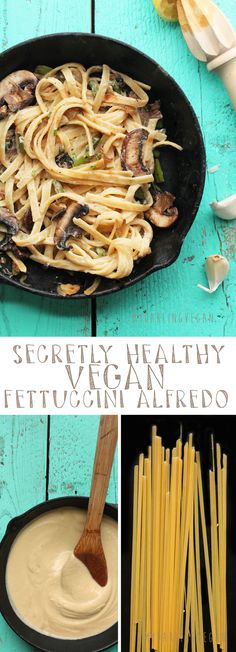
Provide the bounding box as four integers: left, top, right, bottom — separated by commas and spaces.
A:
0, 0, 92, 337
95, 0, 236, 336
0, 415, 118, 652
49, 415, 118, 503
0, 416, 47, 651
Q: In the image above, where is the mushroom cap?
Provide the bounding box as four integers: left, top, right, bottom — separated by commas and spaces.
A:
54, 201, 89, 250
21, 208, 33, 234
146, 190, 178, 228
0, 207, 19, 234
139, 101, 162, 127
5, 126, 17, 156
55, 152, 73, 168
0, 207, 19, 249
0, 70, 38, 119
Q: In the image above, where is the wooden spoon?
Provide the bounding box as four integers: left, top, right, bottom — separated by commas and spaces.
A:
74, 415, 118, 587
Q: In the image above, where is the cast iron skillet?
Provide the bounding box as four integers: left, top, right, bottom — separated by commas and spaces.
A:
0, 33, 206, 299
0, 496, 118, 652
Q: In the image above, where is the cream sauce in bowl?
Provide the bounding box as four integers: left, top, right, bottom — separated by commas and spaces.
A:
6, 507, 117, 640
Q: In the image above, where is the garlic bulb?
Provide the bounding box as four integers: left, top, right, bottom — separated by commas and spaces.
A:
211, 194, 236, 220
198, 255, 229, 294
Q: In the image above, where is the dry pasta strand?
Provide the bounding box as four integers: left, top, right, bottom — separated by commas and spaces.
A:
129, 432, 228, 652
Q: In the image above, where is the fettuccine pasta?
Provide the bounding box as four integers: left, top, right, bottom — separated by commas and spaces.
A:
0, 63, 182, 287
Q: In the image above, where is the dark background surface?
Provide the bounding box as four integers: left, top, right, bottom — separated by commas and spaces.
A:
121, 416, 236, 651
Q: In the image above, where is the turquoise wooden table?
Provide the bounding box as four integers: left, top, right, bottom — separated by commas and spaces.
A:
0, 415, 118, 651
0, 0, 235, 337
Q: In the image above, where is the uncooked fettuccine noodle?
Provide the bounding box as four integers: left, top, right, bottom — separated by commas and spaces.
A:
129, 430, 228, 652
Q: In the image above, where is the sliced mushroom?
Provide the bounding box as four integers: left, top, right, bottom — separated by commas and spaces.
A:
5, 126, 17, 156
0, 207, 19, 248
51, 207, 66, 221
139, 100, 163, 127
121, 128, 151, 177
0, 70, 38, 119
54, 201, 89, 250
55, 151, 73, 168
145, 189, 178, 228
21, 207, 33, 233
0, 239, 29, 258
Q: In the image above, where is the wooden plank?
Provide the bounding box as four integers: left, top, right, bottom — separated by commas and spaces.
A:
0, 0, 92, 337
48, 415, 118, 504
0, 286, 91, 336
0, 0, 91, 49
95, 0, 236, 336
0, 416, 47, 540
0, 415, 48, 650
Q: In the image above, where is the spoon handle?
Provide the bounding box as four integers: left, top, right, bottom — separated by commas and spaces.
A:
85, 415, 118, 532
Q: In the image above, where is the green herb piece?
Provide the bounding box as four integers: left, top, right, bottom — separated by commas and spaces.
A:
96, 247, 106, 256
154, 158, 164, 183
110, 77, 125, 94
16, 134, 25, 154
31, 169, 37, 178
35, 65, 52, 77
90, 164, 97, 169
72, 143, 90, 166
53, 129, 58, 136
88, 79, 99, 96
72, 138, 100, 167
72, 155, 88, 167
47, 111, 52, 118
110, 79, 122, 94
92, 136, 101, 148
135, 187, 145, 202
53, 180, 64, 194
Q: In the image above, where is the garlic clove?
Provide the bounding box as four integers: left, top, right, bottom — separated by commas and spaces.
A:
211, 193, 236, 220
198, 254, 229, 294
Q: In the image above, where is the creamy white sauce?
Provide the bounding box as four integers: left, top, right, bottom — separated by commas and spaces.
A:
6, 507, 117, 639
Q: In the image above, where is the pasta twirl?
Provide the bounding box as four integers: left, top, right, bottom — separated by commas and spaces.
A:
0, 63, 181, 288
